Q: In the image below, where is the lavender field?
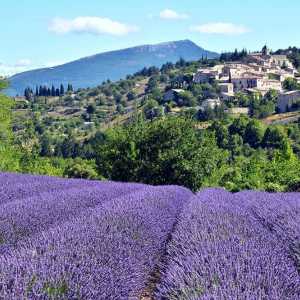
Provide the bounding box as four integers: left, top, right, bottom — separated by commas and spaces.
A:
0, 173, 299, 299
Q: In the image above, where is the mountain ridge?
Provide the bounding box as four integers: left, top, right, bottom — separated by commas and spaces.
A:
6, 40, 219, 96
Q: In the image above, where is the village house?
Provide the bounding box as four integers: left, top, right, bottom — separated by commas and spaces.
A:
193, 65, 224, 84
200, 98, 221, 110
163, 89, 185, 102
219, 83, 234, 100
193, 69, 219, 84
219, 82, 234, 94
277, 90, 300, 113
231, 73, 265, 91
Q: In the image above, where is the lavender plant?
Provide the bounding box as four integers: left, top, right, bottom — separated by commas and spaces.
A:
0, 184, 192, 299
155, 189, 300, 300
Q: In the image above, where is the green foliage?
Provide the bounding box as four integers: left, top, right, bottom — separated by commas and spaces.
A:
244, 120, 265, 148
262, 127, 287, 149
0, 80, 8, 91
283, 77, 300, 91
96, 117, 226, 191
64, 158, 99, 180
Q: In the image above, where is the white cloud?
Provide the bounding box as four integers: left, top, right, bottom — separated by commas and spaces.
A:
49, 17, 139, 36
0, 59, 34, 76
159, 9, 189, 20
190, 22, 250, 35
14, 59, 32, 67
0, 59, 70, 77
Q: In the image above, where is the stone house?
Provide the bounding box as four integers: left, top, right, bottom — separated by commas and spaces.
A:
200, 98, 221, 110
277, 90, 300, 112
231, 74, 265, 91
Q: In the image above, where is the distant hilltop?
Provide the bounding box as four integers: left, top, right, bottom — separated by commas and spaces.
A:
5, 40, 219, 96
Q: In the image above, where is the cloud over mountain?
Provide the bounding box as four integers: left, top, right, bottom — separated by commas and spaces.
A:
159, 9, 189, 20
190, 22, 250, 35
49, 17, 139, 36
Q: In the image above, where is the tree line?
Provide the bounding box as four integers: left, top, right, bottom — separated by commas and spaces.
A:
24, 83, 73, 100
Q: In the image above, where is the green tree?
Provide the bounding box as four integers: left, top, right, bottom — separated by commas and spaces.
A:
64, 158, 99, 179
229, 117, 249, 137
60, 84, 65, 96
262, 127, 287, 149
283, 77, 300, 91
96, 117, 226, 191
179, 91, 197, 107
127, 91, 137, 101
86, 104, 96, 115
244, 120, 265, 148
40, 134, 52, 157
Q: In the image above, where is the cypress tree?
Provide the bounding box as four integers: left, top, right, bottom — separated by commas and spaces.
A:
67, 83, 73, 92
51, 85, 56, 97
60, 84, 65, 96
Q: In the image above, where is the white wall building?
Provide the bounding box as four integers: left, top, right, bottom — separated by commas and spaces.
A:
278, 90, 300, 112
200, 98, 221, 110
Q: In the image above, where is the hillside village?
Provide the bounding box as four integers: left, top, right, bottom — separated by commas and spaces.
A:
167, 46, 300, 113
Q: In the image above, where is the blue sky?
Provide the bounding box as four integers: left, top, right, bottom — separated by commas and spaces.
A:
1, 0, 300, 75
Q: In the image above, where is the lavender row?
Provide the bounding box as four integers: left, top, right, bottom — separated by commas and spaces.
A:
0, 185, 192, 299
155, 189, 300, 300
0, 181, 145, 252
234, 191, 300, 270
0, 172, 101, 205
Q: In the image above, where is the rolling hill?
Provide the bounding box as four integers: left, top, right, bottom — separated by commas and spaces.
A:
5, 39, 219, 96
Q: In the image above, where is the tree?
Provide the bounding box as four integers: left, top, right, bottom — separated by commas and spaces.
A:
67, 83, 73, 92
211, 122, 229, 148
283, 77, 300, 91
264, 89, 279, 103
51, 85, 56, 97
24, 87, 33, 100
40, 134, 52, 157
228, 134, 243, 158
262, 127, 287, 149
95, 117, 226, 191
86, 104, 96, 115
64, 158, 98, 180
179, 91, 197, 107
143, 99, 160, 120
0, 80, 8, 91
116, 104, 125, 114
60, 84, 65, 96
127, 91, 137, 101
244, 120, 265, 148
229, 117, 249, 137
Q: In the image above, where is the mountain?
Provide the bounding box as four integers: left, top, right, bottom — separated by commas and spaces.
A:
5, 40, 219, 96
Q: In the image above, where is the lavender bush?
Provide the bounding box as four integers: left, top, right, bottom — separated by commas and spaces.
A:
0, 182, 192, 299
0, 181, 145, 252
155, 189, 300, 300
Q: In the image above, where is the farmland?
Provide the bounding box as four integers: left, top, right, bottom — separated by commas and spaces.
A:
0, 173, 299, 299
